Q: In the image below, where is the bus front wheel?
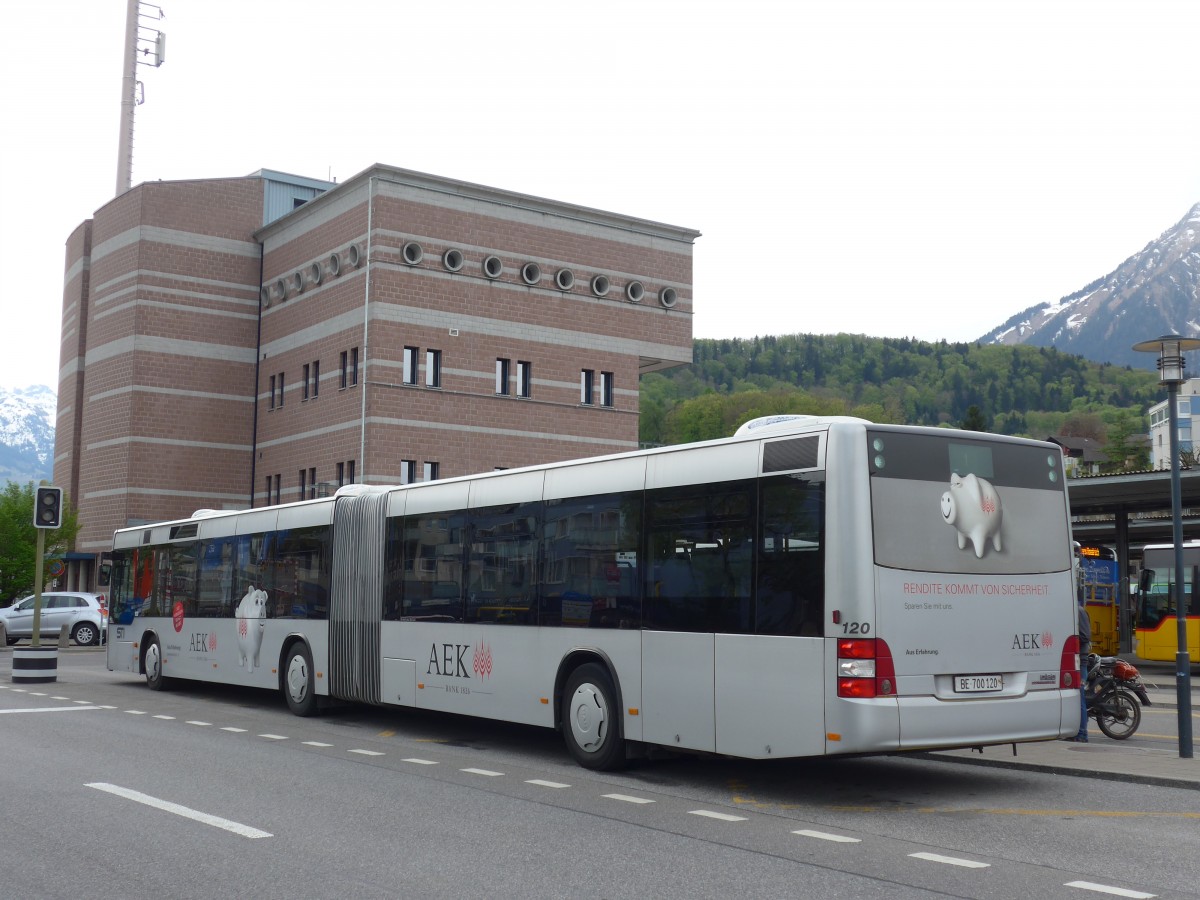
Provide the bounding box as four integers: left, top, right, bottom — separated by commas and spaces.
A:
284, 642, 318, 717
145, 638, 168, 691
561, 662, 624, 770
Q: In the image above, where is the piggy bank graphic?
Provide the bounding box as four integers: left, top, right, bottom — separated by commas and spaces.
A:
235, 586, 268, 673
940, 473, 1003, 558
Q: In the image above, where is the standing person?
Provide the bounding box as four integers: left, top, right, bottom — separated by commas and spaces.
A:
1067, 592, 1091, 742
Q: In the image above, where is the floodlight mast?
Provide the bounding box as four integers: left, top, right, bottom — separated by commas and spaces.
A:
115, 0, 166, 196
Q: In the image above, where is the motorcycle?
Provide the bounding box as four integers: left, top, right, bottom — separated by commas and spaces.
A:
1085, 654, 1151, 740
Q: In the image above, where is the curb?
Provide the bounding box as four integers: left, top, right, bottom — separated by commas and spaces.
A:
915, 751, 1200, 791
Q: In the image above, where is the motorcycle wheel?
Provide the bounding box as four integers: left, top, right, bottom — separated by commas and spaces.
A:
1096, 689, 1141, 740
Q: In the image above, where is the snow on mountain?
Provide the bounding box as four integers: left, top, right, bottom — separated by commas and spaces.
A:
0, 385, 57, 484
980, 202, 1200, 369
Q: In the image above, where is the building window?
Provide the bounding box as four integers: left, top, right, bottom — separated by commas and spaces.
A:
299, 468, 307, 499
351, 347, 359, 385
347, 460, 355, 484
269, 374, 276, 410
426, 349, 441, 388
601, 371, 614, 407
336, 462, 345, 487
273, 474, 281, 506
517, 361, 531, 398
581, 369, 594, 405
264, 475, 272, 504
340, 351, 348, 389
311, 360, 320, 398
496, 358, 510, 395
400, 460, 416, 484
302, 364, 311, 400
308, 467, 316, 499
424, 461, 440, 482
403, 346, 418, 385
277, 372, 285, 407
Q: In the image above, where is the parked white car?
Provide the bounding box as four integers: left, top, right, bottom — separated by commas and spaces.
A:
1, 592, 107, 646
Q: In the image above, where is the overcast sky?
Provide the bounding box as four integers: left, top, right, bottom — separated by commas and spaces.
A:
4, 0, 1199, 392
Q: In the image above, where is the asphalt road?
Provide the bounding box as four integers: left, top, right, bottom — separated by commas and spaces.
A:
1, 651, 1198, 900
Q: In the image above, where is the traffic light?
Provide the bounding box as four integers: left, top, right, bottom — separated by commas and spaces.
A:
34, 486, 63, 529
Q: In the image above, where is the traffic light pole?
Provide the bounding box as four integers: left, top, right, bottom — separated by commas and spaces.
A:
31, 527, 45, 649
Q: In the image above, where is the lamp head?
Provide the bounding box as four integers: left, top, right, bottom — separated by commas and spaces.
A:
1131, 334, 1200, 385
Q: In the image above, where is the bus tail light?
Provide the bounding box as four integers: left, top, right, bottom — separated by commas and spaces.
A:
1059, 634, 1080, 689
837, 638, 896, 698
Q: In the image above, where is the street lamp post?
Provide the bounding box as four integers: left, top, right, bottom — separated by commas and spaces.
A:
1132, 334, 1200, 759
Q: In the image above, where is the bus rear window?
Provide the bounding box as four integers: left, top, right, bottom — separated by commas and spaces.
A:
866, 429, 1070, 575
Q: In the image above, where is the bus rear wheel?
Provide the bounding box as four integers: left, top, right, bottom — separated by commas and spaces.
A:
284, 643, 318, 717
561, 662, 624, 770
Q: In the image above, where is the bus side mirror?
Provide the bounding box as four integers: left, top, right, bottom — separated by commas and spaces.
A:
1139, 569, 1154, 593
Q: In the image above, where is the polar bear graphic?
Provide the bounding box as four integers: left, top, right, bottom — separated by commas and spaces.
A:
940, 472, 1004, 559
235, 586, 268, 673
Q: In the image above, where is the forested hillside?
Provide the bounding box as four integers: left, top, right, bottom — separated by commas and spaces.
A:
639, 334, 1162, 450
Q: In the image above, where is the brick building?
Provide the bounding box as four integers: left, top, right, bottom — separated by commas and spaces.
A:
55, 165, 697, 589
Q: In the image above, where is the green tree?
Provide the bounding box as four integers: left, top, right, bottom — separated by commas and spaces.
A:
1103, 411, 1149, 472
960, 405, 989, 432
0, 482, 81, 603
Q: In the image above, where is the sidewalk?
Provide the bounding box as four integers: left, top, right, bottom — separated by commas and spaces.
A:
925, 654, 1200, 790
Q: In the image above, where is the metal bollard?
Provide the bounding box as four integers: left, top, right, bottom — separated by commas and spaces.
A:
0, 620, 6, 647
58, 624, 70, 648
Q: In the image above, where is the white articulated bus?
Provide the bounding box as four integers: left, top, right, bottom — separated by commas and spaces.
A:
106, 416, 1082, 769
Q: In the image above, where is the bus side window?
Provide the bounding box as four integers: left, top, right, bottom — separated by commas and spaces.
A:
757, 475, 825, 637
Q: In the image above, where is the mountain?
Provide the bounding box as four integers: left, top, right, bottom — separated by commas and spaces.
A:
981, 203, 1200, 369
0, 386, 56, 484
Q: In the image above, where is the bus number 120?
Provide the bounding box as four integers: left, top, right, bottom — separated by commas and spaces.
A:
841, 622, 871, 635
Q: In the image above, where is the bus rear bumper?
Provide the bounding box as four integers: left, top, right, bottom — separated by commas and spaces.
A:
896, 690, 1078, 749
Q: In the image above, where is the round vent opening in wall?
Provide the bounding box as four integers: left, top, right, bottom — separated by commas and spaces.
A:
292, 272, 305, 293
660, 287, 678, 308
348, 244, 362, 267
402, 241, 423, 266
521, 262, 542, 285
591, 275, 610, 297
443, 248, 464, 272
483, 255, 503, 279
309, 261, 322, 286
329, 253, 341, 277
625, 280, 645, 303
275, 278, 288, 301
555, 268, 575, 291
259, 287, 271, 306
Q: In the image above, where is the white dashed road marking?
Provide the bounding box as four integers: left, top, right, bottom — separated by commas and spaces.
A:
0, 706, 101, 714
526, 779, 570, 789
349, 749, 384, 756
1064, 882, 1156, 899
910, 852, 990, 868
402, 758, 438, 765
689, 810, 747, 822
461, 767, 503, 777
794, 829, 861, 843
87, 782, 272, 839
303, 741, 333, 747
604, 793, 654, 805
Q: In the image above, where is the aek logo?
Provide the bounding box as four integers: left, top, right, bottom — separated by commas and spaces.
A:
1011, 633, 1042, 650
189, 632, 216, 653
427, 643, 471, 678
